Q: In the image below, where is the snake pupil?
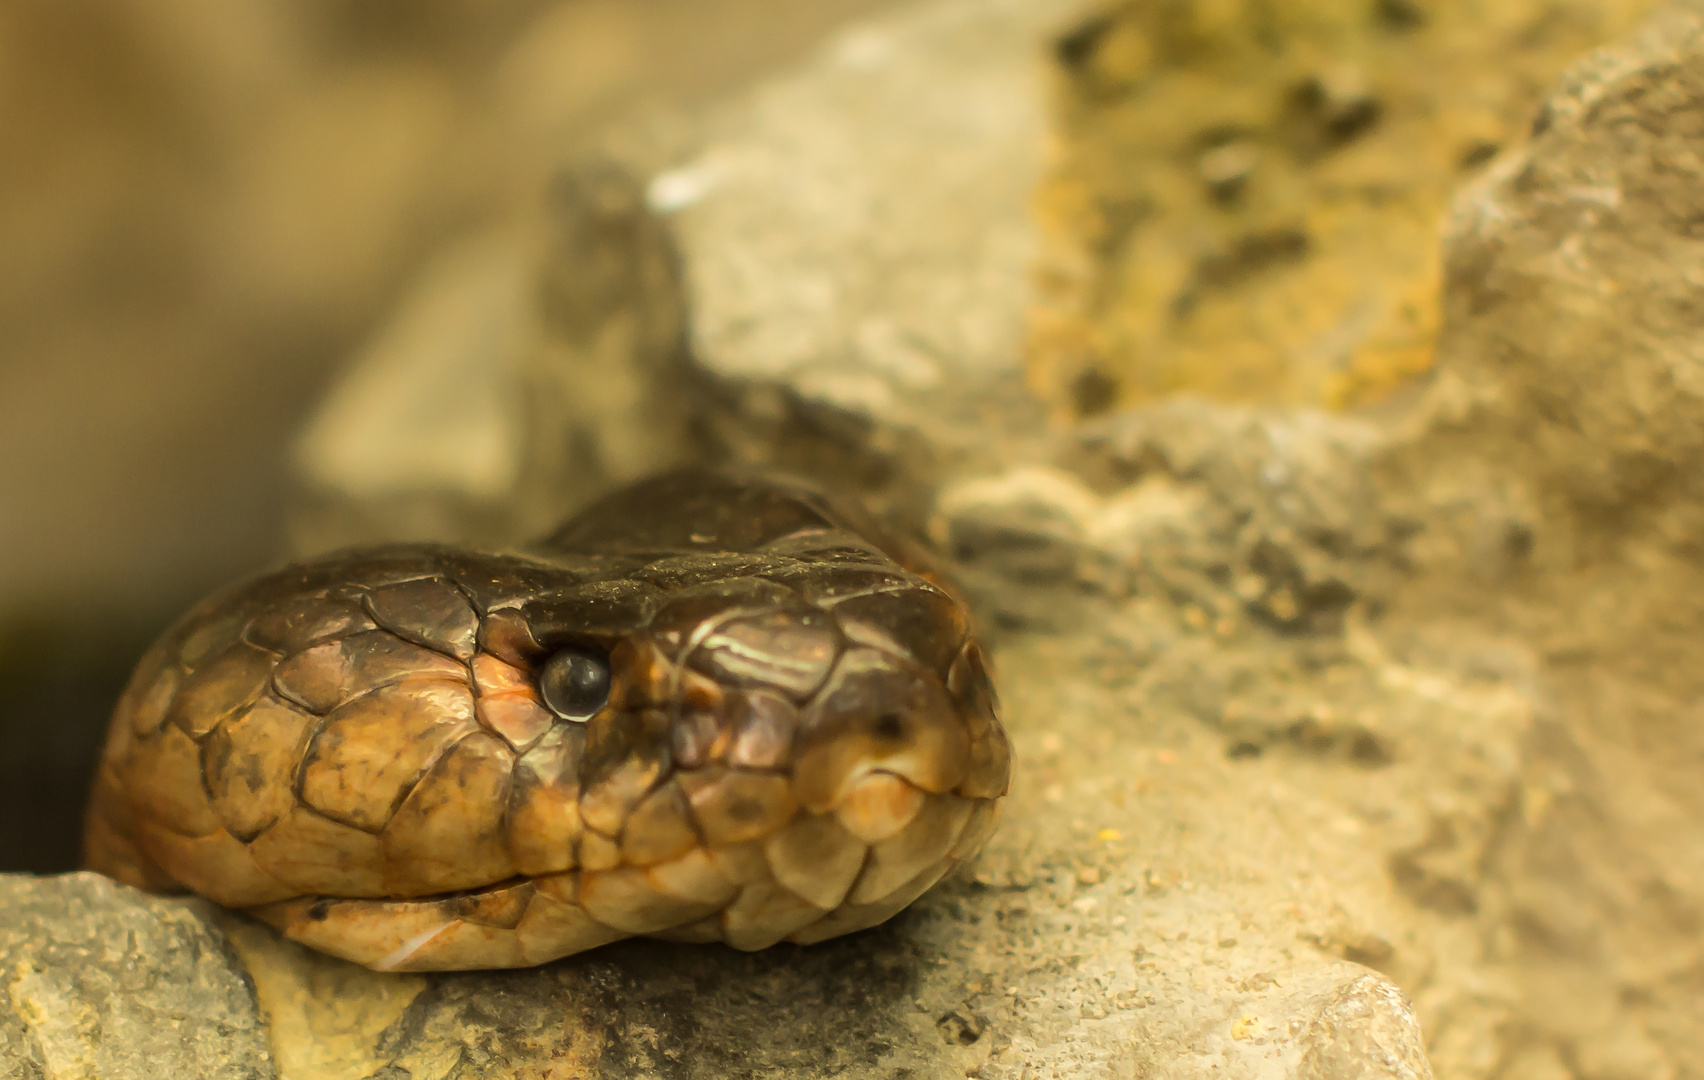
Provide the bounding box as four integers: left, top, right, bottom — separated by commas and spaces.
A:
538, 647, 611, 721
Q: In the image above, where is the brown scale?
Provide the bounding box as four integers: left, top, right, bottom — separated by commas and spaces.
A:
83, 468, 1012, 971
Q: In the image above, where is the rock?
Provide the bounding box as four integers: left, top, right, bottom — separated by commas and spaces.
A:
290, 227, 534, 550
0, 873, 273, 1080
1297, 974, 1434, 1080
290, 161, 700, 553
644, 0, 1078, 520
1392, 3, 1704, 1076
928, 398, 1409, 649
1424, 0, 1704, 539
1024, 0, 1660, 416
286, 0, 1080, 554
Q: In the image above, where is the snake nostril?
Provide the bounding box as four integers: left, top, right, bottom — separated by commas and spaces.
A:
872, 712, 908, 742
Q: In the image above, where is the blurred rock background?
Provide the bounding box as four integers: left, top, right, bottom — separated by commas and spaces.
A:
0, 0, 900, 872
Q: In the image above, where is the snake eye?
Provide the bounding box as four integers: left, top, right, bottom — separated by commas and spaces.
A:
538, 647, 611, 722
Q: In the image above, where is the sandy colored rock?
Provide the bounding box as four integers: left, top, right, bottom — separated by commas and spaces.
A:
1386, 2, 1704, 1073
289, 166, 701, 554
1299, 974, 1435, 1080
287, 0, 1078, 555
1027, 0, 1662, 416
0, 873, 273, 1080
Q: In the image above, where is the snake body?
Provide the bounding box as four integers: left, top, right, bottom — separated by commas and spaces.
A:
83, 469, 1010, 971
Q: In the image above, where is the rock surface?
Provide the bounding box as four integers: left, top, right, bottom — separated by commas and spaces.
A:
1390, 3, 1704, 1073
287, 0, 1078, 547
0, 873, 274, 1080
11, 0, 1704, 1076
641, 0, 1071, 521
290, 162, 700, 553
1024, 0, 1662, 416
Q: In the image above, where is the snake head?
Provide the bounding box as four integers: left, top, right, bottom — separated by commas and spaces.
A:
87, 469, 1013, 965
500, 561, 1009, 870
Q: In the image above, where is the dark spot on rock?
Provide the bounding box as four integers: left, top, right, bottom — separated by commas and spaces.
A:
308, 900, 331, 921
1374, 0, 1427, 31
1348, 732, 1393, 767
1191, 229, 1312, 296
1389, 852, 1478, 915
1226, 741, 1264, 761
937, 1010, 985, 1045
547, 923, 924, 1078
1458, 139, 1501, 170
1340, 933, 1396, 970
1287, 73, 1382, 151
1055, 13, 1115, 71
1504, 521, 1535, 562
1071, 367, 1120, 418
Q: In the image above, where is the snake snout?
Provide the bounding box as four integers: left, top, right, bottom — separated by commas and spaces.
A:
791, 648, 971, 815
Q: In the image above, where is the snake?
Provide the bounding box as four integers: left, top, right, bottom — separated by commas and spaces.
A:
82, 468, 1011, 971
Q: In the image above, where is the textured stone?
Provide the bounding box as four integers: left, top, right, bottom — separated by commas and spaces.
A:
1387, 4, 1704, 1075
289, 169, 699, 554
642, 0, 1077, 521
1024, 0, 1659, 416
285, 0, 1074, 556
0, 873, 273, 1080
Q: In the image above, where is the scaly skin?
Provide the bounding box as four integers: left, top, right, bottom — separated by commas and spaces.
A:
83, 469, 1011, 971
